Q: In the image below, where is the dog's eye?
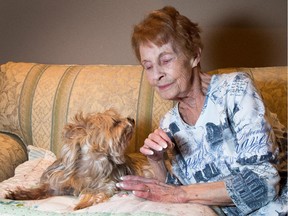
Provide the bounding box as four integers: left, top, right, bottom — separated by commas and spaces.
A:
113, 120, 121, 127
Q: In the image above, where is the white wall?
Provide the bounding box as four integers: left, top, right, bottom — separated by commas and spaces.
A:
0, 0, 286, 71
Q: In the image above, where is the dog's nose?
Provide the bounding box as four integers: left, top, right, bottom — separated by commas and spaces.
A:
127, 117, 135, 125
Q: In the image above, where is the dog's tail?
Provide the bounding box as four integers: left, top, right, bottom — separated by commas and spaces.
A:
5, 183, 62, 200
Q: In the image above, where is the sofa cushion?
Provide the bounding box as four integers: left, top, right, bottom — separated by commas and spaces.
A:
0, 133, 27, 181
0, 62, 286, 157
0, 62, 173, 156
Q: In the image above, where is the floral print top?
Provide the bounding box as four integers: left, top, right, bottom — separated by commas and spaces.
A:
160, 72, 286, 215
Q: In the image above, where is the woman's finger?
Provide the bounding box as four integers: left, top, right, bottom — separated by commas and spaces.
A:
120, 175, 159, 183
147, 131, 168, 149
116, 181, 146, 191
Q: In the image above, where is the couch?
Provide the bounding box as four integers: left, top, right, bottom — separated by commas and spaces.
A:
0, 62, 286, 215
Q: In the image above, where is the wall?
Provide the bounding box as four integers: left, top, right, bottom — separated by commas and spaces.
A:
0, 0, 286, 71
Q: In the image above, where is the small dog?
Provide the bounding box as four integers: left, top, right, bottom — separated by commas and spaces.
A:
6, 109, 154, 210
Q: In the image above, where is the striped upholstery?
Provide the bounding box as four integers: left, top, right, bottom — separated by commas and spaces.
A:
0, 62, 173, 156
0, 62, 286, 182
0, 63, 286, 157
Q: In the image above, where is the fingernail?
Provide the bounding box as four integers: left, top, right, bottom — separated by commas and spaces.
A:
157, 146, 163, 151
148, 150, 154, 155
116, 183, 122, 188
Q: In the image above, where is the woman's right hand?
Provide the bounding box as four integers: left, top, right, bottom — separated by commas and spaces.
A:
140, 128, 174, 161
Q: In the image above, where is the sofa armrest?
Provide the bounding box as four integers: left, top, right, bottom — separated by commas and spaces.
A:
0, 133, 28, 182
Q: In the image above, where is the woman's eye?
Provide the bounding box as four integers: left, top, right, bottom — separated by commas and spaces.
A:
161, 58, 172, 65
144, 65, 152, 70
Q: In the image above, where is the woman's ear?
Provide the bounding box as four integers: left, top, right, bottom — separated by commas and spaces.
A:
190, 48, 202, 68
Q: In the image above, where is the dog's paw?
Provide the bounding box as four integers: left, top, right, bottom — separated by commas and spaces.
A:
74, 192, 111, 210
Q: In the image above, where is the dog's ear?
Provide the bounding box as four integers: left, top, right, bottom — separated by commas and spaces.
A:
60, 141, 81, 172
63, 125, 87, 142
60, 113, 87, 173
62, 112, 88, 144
103, 108, 118, 116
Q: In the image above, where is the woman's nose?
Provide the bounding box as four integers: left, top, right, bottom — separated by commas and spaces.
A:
153, 65, 165, 81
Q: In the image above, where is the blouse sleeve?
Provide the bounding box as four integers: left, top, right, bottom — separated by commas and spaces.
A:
223, 72, 280, 215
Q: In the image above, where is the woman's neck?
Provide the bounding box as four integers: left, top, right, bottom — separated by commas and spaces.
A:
177, 67, 211, 125
178, 96, 205, 126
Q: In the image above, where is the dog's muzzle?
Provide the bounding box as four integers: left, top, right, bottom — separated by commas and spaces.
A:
127, 117, 135, 126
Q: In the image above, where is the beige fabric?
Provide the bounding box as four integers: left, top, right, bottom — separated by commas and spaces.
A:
0, 133, 27, 181
0, 62, 35, 139
0, 62, 286, 160
0, 62, 173, 156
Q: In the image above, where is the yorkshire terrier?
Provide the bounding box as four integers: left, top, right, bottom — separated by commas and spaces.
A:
5, 109, 154, 210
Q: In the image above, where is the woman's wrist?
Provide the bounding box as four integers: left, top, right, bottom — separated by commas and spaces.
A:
180, 182, 233, 205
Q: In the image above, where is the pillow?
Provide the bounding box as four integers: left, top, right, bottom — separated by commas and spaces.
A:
27, 145, 57, 161
0, 154, 55, 198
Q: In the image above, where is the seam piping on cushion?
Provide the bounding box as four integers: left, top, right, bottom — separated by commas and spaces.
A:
19, 63, 49, 146
135, 67, 144, 151
50, 65, 83, 155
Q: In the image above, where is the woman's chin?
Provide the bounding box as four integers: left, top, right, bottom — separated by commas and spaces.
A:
157, 92, 176, 101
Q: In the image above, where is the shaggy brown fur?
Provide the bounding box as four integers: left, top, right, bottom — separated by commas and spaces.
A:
6, 109, 154, 210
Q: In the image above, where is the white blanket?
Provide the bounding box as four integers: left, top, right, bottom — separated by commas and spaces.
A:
0, 146, 219, 216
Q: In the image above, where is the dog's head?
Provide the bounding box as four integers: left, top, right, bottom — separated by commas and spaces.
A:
61, 109, 135, 165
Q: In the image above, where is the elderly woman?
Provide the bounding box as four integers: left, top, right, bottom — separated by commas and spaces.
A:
117, 6, 287, 215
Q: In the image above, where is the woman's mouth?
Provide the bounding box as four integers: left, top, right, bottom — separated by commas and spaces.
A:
157, 83, 172, 91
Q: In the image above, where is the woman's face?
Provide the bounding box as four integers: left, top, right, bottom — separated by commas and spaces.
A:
139, 42, 194, 100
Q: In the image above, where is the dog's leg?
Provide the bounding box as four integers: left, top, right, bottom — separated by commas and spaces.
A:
74, 192, 110, 210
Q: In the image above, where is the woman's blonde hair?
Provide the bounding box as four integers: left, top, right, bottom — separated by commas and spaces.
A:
132, 6, 203, 62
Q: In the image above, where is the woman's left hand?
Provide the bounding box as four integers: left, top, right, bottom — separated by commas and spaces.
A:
116, 175, 187, 203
